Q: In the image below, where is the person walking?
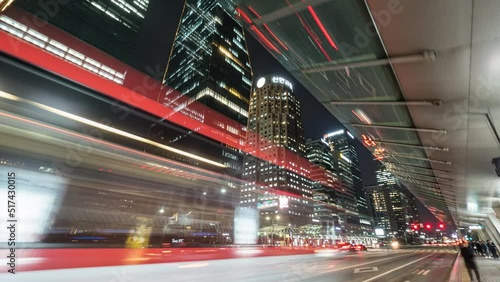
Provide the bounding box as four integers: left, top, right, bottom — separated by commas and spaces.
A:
475, 241, 483, 256
481, 241, 490, 258
488, 241, 498, 259
460, 240, 481, 282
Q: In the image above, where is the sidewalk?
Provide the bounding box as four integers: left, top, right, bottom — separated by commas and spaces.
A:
450, 254, 500, 281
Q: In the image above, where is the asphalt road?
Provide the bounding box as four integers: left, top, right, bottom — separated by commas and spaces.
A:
0, 248, 458, 282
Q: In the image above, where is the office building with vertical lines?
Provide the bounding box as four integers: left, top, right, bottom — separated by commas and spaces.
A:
163, 0, 252, 127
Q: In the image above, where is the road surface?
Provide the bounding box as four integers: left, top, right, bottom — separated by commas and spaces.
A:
0, 247, 457, 282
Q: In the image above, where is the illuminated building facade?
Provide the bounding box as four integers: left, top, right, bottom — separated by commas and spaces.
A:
163, 0, 252, 126
367, 163, 410, 239
323, 130, 373, 235
242, 75, 313, 228
306, 139, 344, 235
14, 0, 150, 66
324, 130, 370, 216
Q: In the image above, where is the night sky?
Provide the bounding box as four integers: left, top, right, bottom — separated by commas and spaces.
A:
133, 0, 436, 223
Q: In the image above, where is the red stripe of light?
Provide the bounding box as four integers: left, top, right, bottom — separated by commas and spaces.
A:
250, 25, 281, 54
236, 8, 253, 24
297, 14, 331, 61
247, 6, 261, 18
263, 24, 288, 51
307, 6, 338, 50
248, 6, 288, 51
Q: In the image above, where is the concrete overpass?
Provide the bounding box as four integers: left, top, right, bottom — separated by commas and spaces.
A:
228, 0, 500, 241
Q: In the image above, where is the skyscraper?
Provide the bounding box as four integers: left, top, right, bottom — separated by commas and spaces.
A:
242, 75, 313, 227
14, 0, 150, 66
323, 130, 370, 218
306, 139, 344, 235
367, 162, 409, 239
163, 0, 252, 126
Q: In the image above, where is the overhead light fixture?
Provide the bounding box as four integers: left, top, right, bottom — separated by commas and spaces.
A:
388, 153, 451, 165
391, 171, 454, 185
371, 139, 449, 151
0, 0, 14, 12
395, 175, 454, 188
253, 0, 331, 25
301, 50, 436, 73
351, 123, 447, 134
325, 100, 443, 106
384, 161, 450, 174
389, 169, 453, 182
352, 109, 372, 124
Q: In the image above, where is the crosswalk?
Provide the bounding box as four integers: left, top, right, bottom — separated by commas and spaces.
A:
411, 269, 431, 275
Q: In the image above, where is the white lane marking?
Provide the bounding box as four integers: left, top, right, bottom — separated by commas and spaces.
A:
411, 270, 418, 274
423, 270, 430, 275
178, 263, 209, 268
314, 254, 415, 275
417, 270, 425, 275
361, 255, 433, 282
353, 267, 378, 274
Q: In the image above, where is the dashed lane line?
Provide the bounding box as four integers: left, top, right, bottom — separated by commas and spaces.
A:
361, 254, 434, 282
311, 253, 420, 276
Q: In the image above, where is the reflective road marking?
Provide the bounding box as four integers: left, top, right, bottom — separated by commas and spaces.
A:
361, 254, 433, 282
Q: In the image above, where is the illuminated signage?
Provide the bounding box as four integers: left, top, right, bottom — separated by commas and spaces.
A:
271, 76, 293, 91
234, 207, 258, 244
324, 130, 344, 138
374, 147, 385, 161
347, 131, 354, 139
375, 228, 385, 236
469, 225, 483, 230
360, 219, 371, 225
362, 134, 376, 147
256, 77, 266, 88
279, 197, 289, 209
257, 200, 278, 209
223, 150, 239, 161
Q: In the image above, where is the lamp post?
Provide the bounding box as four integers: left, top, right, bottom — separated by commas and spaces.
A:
266, 215, 280, 246
159, 207, 165, 246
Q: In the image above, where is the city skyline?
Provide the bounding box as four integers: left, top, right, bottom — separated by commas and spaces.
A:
8, 0, 436, 224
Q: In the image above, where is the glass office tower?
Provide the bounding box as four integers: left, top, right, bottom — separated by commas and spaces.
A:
14, 0, 150, 65
164, 0, 252, 126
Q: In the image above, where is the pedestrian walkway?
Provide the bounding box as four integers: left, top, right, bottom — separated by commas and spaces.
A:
449, 254, 500, 281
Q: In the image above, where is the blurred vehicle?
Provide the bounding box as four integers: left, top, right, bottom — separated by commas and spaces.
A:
314, 243, 366, 257
353, 244, 368, 251
391, 241, 399, 248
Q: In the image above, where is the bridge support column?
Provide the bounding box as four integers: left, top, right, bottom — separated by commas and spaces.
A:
483, 213, 500, 247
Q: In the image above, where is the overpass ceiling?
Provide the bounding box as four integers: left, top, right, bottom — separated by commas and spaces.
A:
228, 0, 500, 226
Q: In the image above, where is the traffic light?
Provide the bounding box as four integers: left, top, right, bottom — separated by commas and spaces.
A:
425, 223, 432, 230
438, 223, 445, 229
411, 223, 419, 230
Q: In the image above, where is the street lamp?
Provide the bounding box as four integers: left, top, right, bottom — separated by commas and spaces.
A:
267, 215, 280, 246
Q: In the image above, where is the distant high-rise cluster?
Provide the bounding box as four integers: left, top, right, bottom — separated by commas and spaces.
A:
306, 131, 373, 236
366, 162, 420, 239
